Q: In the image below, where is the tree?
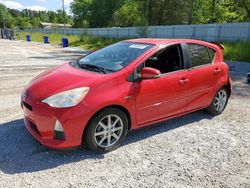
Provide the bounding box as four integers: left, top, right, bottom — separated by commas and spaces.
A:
16, 17, 32, 29
0, 4, 14, 28
71, 0, 124, 27
56, 9, 73, 24
1, 3, 74, 29
1, 0, 250, 29
112, 0, 147, 26
238, 0, 250, 20
134, 0, 189, 25
31, 17, 41, 28
48, 11, 58, 24
188, 0, 196, 24
187, 0, 249, 24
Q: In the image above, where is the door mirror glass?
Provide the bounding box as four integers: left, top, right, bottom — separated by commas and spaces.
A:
141, 67, 161, 79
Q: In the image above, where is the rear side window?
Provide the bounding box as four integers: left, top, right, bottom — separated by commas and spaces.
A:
187, 44, 215, 67
208, 48, 216, 62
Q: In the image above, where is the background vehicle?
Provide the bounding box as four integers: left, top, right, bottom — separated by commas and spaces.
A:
21, 39, 232, 152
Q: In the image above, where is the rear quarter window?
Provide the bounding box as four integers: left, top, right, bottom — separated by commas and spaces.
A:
188, 44, 215, 67
208, 48, 216, 62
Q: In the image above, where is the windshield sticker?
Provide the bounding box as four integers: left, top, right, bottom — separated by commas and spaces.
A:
129, 44, 149, 49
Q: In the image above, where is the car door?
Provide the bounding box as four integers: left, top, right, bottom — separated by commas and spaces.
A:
185, 43, 219, 111
134, 44, 189, 125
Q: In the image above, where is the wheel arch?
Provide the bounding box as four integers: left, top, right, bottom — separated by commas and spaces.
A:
82, 104, 132, 144
224, 77, 232, 96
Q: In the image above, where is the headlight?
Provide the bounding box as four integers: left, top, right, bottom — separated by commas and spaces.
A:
42, 87, 89, 108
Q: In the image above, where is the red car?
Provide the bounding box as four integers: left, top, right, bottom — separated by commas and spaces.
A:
21, 39, 232, 152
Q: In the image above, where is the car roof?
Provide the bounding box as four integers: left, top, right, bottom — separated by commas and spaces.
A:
125, 38, 221, 51
126, 38, 180, 44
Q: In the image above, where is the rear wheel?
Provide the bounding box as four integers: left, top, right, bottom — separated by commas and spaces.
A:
84, 108, 128, 152
207, 87, 229, 115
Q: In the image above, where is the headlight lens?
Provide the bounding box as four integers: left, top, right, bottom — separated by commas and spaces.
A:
42, 87, 89, 108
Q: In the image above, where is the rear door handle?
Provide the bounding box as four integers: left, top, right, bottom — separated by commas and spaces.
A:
179, 78, 189, 85
214, 68, 221, 74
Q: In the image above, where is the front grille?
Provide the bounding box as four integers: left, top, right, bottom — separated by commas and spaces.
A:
54, 131, 65, 140
29, 121, 40, 135
23, 101, 32, 111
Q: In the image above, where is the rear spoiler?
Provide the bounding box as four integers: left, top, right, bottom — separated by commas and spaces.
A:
210, 42, 225, 50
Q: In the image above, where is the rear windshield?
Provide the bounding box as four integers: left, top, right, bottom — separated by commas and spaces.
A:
75, 42, 153, 73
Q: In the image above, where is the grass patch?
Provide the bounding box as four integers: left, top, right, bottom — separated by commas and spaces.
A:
222, 42, 250, 62
16, 32, 121, 50
71, 34, 121, 50
17, 32, 79, 46
16, 32, 250, 62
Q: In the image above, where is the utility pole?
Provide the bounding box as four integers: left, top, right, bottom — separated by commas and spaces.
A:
62, 0, 66, 35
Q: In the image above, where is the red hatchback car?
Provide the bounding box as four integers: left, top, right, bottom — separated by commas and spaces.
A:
21, 39, 232, 152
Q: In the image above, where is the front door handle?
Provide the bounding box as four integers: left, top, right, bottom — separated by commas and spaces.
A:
179, 78, 189, 85
214, 68, 221, 74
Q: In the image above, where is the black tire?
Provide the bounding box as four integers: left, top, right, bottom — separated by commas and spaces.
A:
84, 108, 128, 153
207, 87, 229, 115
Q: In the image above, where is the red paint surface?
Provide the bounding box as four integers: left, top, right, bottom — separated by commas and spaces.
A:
21, 39, 231, 149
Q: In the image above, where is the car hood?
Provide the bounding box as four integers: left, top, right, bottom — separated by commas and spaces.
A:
25, 63, 104, 100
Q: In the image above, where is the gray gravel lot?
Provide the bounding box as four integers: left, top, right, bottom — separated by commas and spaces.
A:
0, 40, 249, 188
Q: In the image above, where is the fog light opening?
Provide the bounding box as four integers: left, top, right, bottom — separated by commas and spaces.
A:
54, 120, 65, 140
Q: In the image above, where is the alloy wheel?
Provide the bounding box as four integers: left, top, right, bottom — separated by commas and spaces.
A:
214, 90, 227, 113
94, 114, 124, 148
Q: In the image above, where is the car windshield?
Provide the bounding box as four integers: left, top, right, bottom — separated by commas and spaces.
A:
75, 42, 153, 73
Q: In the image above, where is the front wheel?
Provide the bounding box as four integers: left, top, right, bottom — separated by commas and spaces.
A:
207, 87, 229, 115
84, 108, 128, 153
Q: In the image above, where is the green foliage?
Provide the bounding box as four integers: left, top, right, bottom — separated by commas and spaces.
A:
188, 0, 250, 24
0, 3, 73, 29
0, 4, 15, 28
71, 0, 123, 28
70, 35, 121, 50
31, 17, 41, 28
17, 32, 79, 44
16, 17, 32, 29
113, 1, 147, 26
223, 42, 250, 62
71, 0, 250, 27
1, 0, 250, 29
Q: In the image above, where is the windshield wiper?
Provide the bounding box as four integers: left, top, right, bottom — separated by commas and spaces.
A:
76, 61, 108, 74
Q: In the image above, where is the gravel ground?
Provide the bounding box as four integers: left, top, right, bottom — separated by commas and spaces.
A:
0, 40, 249, 188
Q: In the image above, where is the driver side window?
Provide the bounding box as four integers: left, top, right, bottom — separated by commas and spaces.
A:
136, 44, 183, 79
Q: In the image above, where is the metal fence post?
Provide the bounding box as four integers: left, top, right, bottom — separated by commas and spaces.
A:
193, 26, 196, 39
217, 25, 221, 41
248, 23, 250, 41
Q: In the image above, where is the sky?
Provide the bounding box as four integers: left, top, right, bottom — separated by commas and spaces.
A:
0, 0, 74, 13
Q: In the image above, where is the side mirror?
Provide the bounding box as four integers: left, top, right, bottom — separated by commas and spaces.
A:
141, 67, 161, 79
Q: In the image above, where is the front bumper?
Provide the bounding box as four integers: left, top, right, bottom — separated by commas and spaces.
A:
21, 96, 94, 149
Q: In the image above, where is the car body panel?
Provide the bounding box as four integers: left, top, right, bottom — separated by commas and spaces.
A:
25, 63, 106, 100
134, 70, 189, 125
186, 64, 219, 111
